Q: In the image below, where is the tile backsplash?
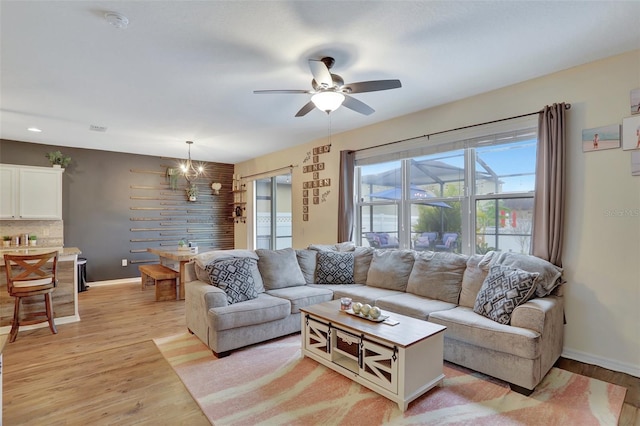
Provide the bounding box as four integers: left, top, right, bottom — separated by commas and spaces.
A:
0, 220, 64, 247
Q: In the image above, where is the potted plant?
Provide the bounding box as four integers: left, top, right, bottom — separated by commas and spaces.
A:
45, 151, 72, 168
166, 167, 179, 190
178, 239, 189, 251
186, 184, 198, 201
2, 236, 10, 248
29, 235, 37, 246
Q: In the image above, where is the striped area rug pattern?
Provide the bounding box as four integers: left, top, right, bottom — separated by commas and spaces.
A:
154, 333, 626, 425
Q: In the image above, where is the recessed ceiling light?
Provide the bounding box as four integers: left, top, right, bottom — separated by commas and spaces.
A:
27, 127, 42, 132
104, 12, 129, 29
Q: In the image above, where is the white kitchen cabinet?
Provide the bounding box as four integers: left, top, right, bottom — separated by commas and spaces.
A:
0, 166, 17, 219
0, 164, 63, 220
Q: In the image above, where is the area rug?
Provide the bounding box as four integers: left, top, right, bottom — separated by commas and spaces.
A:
154, 333, 626, 426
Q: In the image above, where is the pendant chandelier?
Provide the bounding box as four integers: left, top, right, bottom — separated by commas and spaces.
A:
181, 141, 204, 183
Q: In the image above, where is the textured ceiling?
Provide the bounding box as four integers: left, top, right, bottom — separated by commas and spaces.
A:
1, 1, 639, 164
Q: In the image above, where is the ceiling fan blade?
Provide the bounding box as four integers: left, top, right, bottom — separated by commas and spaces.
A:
308, 59, 333, 88
295, 101, 316, 117
342, 95, 375, 115
342, 79, 402, 93
253, 89, 310, 94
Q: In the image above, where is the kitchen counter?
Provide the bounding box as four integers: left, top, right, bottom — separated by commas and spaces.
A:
0, 246, 81, 256
0, 247, 81, 331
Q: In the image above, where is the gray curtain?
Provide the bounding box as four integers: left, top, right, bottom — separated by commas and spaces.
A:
337, 150, 355, 243
532, 103, 567, 267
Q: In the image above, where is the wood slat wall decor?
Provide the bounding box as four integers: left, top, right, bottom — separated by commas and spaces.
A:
128, 162, 235, 266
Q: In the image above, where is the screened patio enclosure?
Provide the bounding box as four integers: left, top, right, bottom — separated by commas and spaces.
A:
357, 138, 536, 255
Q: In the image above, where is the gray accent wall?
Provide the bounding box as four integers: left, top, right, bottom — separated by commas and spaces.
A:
0, 139, 234, 281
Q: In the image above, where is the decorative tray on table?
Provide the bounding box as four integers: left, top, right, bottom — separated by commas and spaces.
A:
343, 309, 389, 323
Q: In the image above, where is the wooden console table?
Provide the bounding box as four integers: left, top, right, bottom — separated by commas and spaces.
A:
300, 300, 446, 411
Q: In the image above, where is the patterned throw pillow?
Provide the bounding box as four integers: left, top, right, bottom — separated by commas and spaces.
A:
473, 265, 539, 325
315, 251, 354, 284
205, 257, 258, 305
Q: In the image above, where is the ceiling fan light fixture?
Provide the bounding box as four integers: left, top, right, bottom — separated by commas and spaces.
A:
311, 91, 345, 113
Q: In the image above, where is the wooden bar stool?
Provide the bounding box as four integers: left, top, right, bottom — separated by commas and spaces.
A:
3, 251, 59, 343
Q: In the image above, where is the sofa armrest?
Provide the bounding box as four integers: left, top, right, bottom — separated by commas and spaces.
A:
185, 280, 228, 345
511, 295, 562, 334
511, 295, 564, 381
188, 280, 228, 310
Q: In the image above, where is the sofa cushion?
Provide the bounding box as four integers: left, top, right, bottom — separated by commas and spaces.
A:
256, 248, 306, 290
208, 293, 291, 331
308, 242, 356, 252
328, 285, 403, 307
353, 246, 374, 283
479, 251, 563, 297
374, 293, 457, 321
428, 306, 541, 359
266, 286, 333, 314
366, 249, 415, 291
315, 251, 354, 284
459, 255, 488, 308
195, 250, 265, 293
473, 265, 539, 325
296, 249, 317, 284
406, 251, 467, 303
205, 257, 259, 305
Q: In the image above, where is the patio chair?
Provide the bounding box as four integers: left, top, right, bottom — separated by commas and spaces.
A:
365, 232, 399, 249
435, 233, 458, 252
365, 232, 381, 248
414, 232, 437, 251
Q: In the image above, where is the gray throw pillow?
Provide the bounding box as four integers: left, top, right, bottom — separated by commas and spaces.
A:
296, 249, 317, 284
198, 252, 264, 293
353, 246, 374, 283
406, 251, 467, 303
315, 251, 354, 284
256, 247, 306, 290
205, 257, 259, 305
366, 250, 415, 291
479, 251, 563, 298
473, 265, 539, 325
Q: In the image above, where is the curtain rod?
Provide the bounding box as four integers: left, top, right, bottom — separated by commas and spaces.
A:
355, 103, 571, 153
240, 164, 297, 180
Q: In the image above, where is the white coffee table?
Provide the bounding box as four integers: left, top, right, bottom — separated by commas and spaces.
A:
300, 300, 446, 411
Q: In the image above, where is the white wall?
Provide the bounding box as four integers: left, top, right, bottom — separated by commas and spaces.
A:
236, 50, 640, 377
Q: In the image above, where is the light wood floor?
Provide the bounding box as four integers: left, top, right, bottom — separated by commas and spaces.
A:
3, 282, 639, 425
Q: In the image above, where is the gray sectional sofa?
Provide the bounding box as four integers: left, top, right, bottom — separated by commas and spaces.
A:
184, 244, 565, 394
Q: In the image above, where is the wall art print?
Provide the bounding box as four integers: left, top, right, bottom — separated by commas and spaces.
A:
631, 151, 640, 176
630, 88, 640, 115
582, 124, 620, 152
622, 115, 640, 151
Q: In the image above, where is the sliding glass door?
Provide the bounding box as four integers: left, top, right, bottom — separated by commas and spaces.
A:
255, 173, 292, 249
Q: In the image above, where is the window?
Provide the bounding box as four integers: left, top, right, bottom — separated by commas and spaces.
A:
355, 126, 537, 255
254, 173, 292, 249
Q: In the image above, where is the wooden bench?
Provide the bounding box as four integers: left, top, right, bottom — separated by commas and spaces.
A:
139, 264, 180, 301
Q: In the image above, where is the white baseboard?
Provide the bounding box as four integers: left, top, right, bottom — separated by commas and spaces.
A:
562, 347, 640, 378
87, 277, 140, 287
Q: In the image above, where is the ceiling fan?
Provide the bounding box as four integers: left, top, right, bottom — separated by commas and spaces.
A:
253, 57, 402, 117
